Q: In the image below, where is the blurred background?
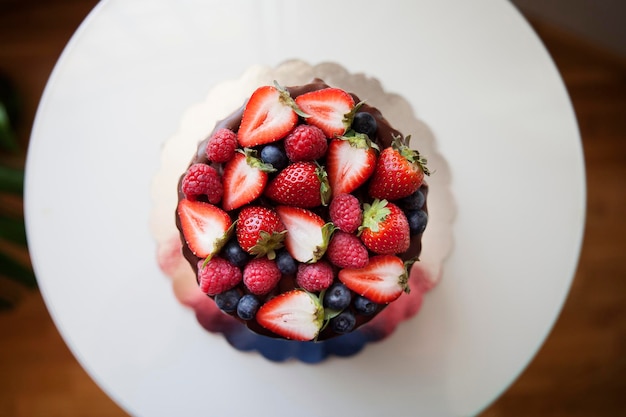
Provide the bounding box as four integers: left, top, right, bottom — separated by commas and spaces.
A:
0, 0, 624, 416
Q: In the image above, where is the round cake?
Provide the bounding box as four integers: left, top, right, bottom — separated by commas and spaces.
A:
175, 78, 430, 342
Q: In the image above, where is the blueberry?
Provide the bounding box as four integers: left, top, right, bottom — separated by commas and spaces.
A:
260, 144, 288, 171
353, 295, 378, 316
398, 189, 425, 210
214, 289, 242, 313
323, 283, 352, 310
222, 239, 250, 268
352, 112, 378, 138
276, 250, 297, 275
237, 294, 261, 320
406, 209, 428, 235
330, 310, 356, 334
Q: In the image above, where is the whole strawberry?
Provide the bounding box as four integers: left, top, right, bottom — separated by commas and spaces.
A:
243, 257, 282, 295
368, 135, 429, 200
265, 161, 331, 208
197, 257, 242, 296
359, 199, 410, 255
236, 206, 286, 259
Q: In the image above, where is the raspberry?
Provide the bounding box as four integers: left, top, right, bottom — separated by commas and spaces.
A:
181, 163, 223, 204
243, 258, 281, 295
284, 124, 327, 161
197, 257, 242, 296
326, 231, 369, 268
206, 128, 237, 163
295, 261, 334, 292
329, 193, 362, 233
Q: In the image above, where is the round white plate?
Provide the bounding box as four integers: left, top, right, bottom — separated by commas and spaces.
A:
24, 1, 585, 416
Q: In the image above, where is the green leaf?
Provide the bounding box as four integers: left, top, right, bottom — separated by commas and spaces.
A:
0, 165, 24, 194
0, 214, 27, 245
0, 251, 36, 288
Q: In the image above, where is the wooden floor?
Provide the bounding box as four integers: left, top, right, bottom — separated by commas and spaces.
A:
1, 1, 625, 416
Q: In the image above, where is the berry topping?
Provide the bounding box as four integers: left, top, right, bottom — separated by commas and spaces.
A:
406, 209, 428, 235
260, 144, 289, 171
256, 289, 324, 341
243, 257, 282, 295
197, 257, 242, 296
238, 84, 299, 147
284, 124, 328, 161
215, 288, 243, 314
275, 250, 297, 275
326, 231, 369, 269
329, 193, 363, 233
360, 199, 410, 255
295, 260, 334, 292
236, 206, 286, 259
353, 295, 378, 316
326, 133, 378, 196
330, 310, 356, 334
323, 282, 352, 311
276, 205, 335, 263
222, 238, 250, 268
338, 255, 409, 304
368, 135, 429, 200
206, 128, 237, 163
295, 87, 356, 138
237, 294, 261, 320
264, 161, 331, 208
352, 112, 378, 138
181, 163, 223, 204
398, 189, 426, 211
222, 149, 275, 211
177, 199, 233, 259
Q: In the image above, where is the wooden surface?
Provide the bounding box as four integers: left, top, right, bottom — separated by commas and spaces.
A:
1, 1, 624, 416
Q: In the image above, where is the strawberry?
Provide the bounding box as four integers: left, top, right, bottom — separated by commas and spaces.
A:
264, 161, 331, 208
326, 132, 378, 196
177, 199, 233, 259
236, 206, 286, 259
368, 134, 429, 200
256, 289, 324, 341
359, 199, 410, 255
338, 255, 409, 304
222, 149, 275, 210
275, 206, 335, 263
237, 84, 300, 147
295, 87, 356, 138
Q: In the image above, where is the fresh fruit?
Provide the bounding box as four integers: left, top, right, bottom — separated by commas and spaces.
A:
177, 199, 233, 258
368, 134, 429, 200
222, 149, 275, 210
295, 261, 334, 292
323, 282, 352, 311
351, 112, 378, 138
236, 206, 286, 259
264, 161, 331, 208
398, 189, 426, 211
181, 163, 223, 204
256, 289, 324, 341
295, 87, 356, 138
197, 257, 242, 296
330, 310, 356, 334
275, 250, 297, 275
338, 255, 409, 304
237, 294, 261, 320
221, 238, 250, 268
326, 133, 377, 196
283, 124, 327, 161
206, 128, 237, 163
243, 257, 282, 295
238, 84, 299, 147
406, 209, 428, 235
353, 295, 378, 316
276, 206, 335, 263
326, 231, 369, 269
214, 288, 242, 313
359, 199, 410, 255
329, 193, 363, 233
260, 144, 289, 171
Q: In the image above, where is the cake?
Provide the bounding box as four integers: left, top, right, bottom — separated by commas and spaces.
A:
174, 78, 430, 343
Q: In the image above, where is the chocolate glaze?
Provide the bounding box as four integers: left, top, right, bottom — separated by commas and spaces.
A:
175, 79, 428, 341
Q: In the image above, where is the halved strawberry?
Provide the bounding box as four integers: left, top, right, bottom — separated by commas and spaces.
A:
295, 87, 356, 138
222, 149, 275, 210
264, 161, 331, 208
327, 132, 378, 196
275, 206, 335, 263
256, 289, 324, 341
338, 255, 409, 304
359, 199, 410, 255
177, 199, 233, 259
238, 84, 299, 147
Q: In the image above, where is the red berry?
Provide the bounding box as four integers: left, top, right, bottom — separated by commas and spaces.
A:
197, 257, 242, 296
243, 258, 282, 295
206, 128, 237, 163
296, 261, 334, 292
326, 231, 369, 269
181, 163, 223, 204
236, 206, 286, 258
329, 193, 362, 233
284, 124, 328, 161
